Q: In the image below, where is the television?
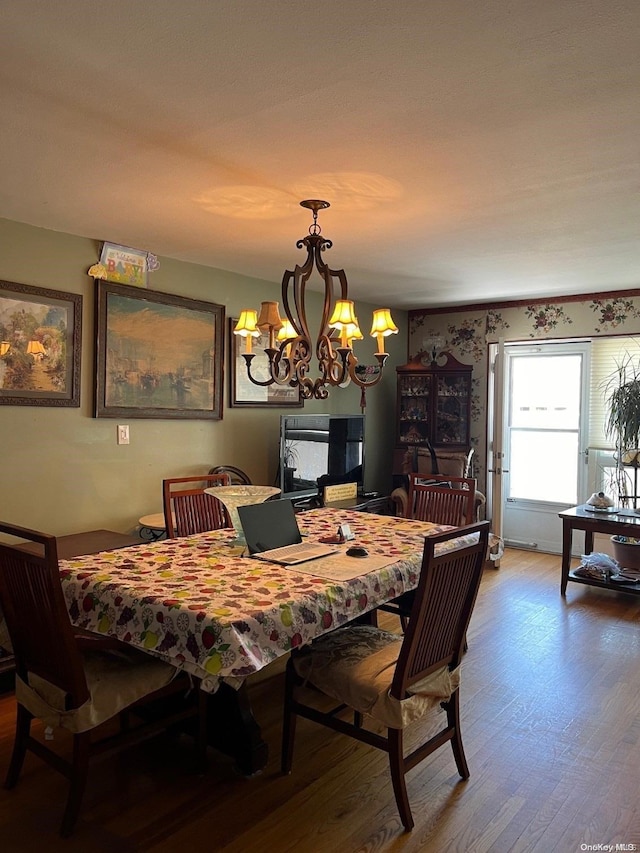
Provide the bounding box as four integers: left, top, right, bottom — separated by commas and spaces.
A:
279, 414, 365, 501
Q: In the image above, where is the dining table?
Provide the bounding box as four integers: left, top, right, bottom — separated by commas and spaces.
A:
58, 508, 463, 773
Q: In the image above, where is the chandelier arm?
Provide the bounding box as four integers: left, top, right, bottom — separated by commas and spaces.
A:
264, 346, 301, 388
311, 237, 349, 336
309, 378, 330, 400
319, 338, 349, 387
282, 239, 316, 341
240, 353, 276, 387
345, 352, 389, 390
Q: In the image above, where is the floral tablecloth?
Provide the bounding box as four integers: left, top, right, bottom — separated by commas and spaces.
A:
59, 509, 452, 691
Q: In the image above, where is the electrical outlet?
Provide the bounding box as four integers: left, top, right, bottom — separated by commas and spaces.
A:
117, 424, 130, 445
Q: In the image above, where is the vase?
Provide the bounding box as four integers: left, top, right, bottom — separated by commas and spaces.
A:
610, 535, 640, 570
204, 485, 280, 548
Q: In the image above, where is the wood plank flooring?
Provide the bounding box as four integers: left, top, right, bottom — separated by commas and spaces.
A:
0, 548, 638, 852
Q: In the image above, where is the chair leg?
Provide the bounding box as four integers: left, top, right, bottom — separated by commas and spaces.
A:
195, 687, 208, 773
60, 731, 91, 837
446, 690, 469, 779
281, 660, 298, 774
5, 703, 32, 789
388, 728, 414, 831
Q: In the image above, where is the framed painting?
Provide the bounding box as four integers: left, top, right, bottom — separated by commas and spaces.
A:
229, 318, 302, 408
95, 281, 224, 419
0, 279, 82, 407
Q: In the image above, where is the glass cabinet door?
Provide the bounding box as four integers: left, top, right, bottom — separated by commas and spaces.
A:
397, 375, 431, 445
395, 352, 472, 451
435, 373, 470, 445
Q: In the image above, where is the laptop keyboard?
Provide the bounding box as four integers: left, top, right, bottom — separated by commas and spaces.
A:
256, 541, 336, 563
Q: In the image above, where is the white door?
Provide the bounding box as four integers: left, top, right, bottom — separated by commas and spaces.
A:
502, 342, 589, 554
486, 341, 505, 554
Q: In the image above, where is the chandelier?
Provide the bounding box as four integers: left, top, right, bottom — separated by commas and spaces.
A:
233, 199, 398, 405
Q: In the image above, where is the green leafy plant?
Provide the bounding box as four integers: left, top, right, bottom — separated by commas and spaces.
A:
603, 353, 640, 458
602, 352, 640, 508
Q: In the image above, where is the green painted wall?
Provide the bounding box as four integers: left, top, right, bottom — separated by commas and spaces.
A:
0, 218, 407, 535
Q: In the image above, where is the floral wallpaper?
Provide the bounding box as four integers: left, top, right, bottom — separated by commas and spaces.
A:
524, 304, 573, 337
589, 298, 640, 332
409, 289, 640, 493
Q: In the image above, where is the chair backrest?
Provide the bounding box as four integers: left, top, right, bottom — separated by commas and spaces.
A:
398, 447, 474, 479
408, 473, 476, 526
208, 465, 252, 485
163, 473, 232, 538
391, 521, 489, 700
0, 521, 90, 709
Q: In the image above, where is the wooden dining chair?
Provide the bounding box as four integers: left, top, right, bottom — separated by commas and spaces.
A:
282, 521, 490, 831
163, 473, 232, 538
208, 465, 252, 485
407, 473, 477, 526
380, 474, 479, 629
0, 520, 207, 837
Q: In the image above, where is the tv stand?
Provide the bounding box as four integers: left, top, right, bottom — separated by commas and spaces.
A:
292, 493, 394, 515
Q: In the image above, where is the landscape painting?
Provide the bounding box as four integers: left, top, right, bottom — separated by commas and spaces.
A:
0, 280, 82, 407
94, 281, 224, 419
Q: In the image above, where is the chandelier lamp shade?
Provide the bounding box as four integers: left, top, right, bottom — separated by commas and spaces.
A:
233, 199, 398, 404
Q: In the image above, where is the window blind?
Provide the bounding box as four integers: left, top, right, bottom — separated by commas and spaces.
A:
589, 336, 640, 449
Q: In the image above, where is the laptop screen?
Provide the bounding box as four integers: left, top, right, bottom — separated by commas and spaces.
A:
238, 499, 302, 554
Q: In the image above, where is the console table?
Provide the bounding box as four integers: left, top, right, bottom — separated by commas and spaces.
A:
559, 505, 640, 597
293, 493, 394, 515
13, 528, 141, 559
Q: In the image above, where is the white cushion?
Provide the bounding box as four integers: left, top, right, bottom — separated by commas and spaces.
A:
16, 647, 179, 733
293, 624, 460, 729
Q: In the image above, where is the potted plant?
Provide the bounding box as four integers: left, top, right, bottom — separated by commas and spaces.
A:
604, 352, 640, 470
603, 352, 640, 567
283, 442, 300, 493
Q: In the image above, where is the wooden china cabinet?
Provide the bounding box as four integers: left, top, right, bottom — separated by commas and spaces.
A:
395, 351, 472, 452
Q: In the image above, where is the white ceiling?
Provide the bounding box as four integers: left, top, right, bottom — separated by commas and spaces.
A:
1, 0, 638, 309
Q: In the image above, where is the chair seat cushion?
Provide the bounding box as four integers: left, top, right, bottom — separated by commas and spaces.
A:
293, 624, 460, 729
16, 647, 179, 733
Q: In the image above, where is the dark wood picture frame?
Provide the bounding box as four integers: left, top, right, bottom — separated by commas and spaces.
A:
228, 318, 302, 408
0, 279, 82, 407
95, 281, 224, 419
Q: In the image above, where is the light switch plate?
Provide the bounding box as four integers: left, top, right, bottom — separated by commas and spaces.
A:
117, 424, 130, 445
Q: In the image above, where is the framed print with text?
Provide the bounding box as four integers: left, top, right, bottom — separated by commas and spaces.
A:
229, 318, 302, 408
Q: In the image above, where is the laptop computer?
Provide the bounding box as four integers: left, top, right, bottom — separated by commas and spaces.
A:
237, 500, 339, 565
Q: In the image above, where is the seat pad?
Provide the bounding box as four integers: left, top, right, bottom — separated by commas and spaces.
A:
293, 624, 459, 729
16, 646, 179, 733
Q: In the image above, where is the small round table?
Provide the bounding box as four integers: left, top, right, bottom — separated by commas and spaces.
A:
138, 513, 170, 542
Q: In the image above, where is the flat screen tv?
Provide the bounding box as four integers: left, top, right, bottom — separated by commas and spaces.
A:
279, 414, 365, 501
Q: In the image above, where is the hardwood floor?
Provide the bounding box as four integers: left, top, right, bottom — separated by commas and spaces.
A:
0, 548, 638, 852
